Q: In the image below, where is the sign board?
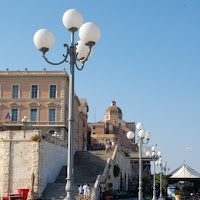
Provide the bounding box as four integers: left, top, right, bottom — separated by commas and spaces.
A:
167, 186, 175, 198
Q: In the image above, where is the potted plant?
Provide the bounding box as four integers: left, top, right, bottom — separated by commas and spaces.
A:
103, 189, 113, 200
174, 190, 184, 200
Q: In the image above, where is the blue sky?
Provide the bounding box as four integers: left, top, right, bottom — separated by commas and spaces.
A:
0, 1, 200, 174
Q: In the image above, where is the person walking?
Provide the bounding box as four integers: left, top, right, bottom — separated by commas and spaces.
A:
78, 185, 84, 200
111, 140, 116, 151
83, 183, 90, 200
105, 139, 111, 154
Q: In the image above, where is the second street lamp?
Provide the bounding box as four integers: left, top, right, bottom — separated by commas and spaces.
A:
33, 9, 101, 200
157, 157, 165, 200
146, 147, 162, 200
127, 122, 152, 200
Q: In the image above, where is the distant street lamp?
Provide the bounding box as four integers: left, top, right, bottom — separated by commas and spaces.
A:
146, 146, 162, 200
33, 9, 101, 200
21, 116, 31, 138
156, 157, 165, 200
163, 161, 168, 198
127, 122, 152, 200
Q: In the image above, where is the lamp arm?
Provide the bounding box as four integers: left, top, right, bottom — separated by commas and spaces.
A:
42, 44, 69, 65
74, 43, 92, 71
143, 139, 150, 144
129, 139, 135, 145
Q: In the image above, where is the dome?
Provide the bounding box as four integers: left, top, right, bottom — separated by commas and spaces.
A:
104, 101, 122, 121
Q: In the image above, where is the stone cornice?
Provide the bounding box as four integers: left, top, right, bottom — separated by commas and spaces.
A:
0, 98, 65, 102
0, 71, 69, 80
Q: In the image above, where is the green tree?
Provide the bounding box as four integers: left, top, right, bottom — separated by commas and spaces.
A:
155, 172, 168, 192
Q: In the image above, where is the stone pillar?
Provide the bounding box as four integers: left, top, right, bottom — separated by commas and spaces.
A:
60, 128, 65, 140
32, 141, 40, 198
2, 141, 11, 196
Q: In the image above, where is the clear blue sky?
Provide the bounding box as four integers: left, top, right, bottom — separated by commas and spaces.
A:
0, 0, 200, 174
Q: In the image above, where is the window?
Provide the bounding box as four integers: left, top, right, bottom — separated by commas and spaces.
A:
93, 132, 96, 134
49, 109, 55, 122
123, 131, 126, 135
93, 126, 96, 129
31, 85, 38, 98
11, 109, 18, 121
50, 85, 56, 98
119, 123, 121, 127
12, 85, 19, 98
30, 109, 37, 122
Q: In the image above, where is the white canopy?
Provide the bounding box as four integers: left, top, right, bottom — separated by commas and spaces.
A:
170, 164, 200, 179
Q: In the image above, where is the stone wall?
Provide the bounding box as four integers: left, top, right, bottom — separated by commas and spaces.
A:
91, 145, 131, 200
0, 130, 67, 199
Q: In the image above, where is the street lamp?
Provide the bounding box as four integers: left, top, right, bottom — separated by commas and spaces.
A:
33, 9, 101, 200
146, 147, 162, 200
163, 161, 168, 198
156, 157, 165, 200
127, 122, 152, 200
21, 116, 31, 138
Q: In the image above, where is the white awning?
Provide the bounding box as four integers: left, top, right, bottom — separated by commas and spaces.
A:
170, 164, 200, 179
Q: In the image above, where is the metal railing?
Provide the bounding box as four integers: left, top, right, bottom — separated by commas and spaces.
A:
2, 121, 66, 126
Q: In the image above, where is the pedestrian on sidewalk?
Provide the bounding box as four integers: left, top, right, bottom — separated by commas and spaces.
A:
111, 140, 116, 151
83, 183, 90, 200
105, 139, 111, 154
78, 185, 84, 200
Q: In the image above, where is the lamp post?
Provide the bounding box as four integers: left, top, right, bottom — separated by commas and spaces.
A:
163, 161, 168, 198
33, 9, 101, 200
157, 157, 165, 200
146, 147, 162, 200
127, 122, 152, 200
21, 116, 31, 138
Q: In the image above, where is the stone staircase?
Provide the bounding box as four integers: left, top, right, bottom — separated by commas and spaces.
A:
41, 150, 113, 200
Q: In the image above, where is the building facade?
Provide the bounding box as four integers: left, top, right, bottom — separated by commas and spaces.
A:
0, 68, 88, 151
88, 100, 136, 149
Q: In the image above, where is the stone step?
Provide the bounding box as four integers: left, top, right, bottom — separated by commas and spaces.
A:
41, 150, 113, 200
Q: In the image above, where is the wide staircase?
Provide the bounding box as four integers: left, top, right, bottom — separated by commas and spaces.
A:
41, 150, 113, 200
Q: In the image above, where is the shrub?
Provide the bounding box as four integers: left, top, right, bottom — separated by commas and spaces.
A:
174, 190, 184, 195
105, 182, 113, 188
106, 174, 110, 179
31, 135, 40, 142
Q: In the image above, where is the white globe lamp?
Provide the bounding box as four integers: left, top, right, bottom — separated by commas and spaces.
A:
33, 29, 55, 53
146, 151, 151, 157
145, 131, 152, 140
138, 130, 146, 138
157, 151, 162, 157
62, 9, 83, 31
76, 40, 93, 60
151, 145, 157, 152
127, 131, 135, 140
136, 122, 144, 131
79, 22, 101, 46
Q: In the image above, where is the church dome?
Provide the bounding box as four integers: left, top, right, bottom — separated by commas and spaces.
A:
104, 101, 122, 121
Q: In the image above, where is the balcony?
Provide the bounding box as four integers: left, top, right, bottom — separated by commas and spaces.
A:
1, 121, 66, 127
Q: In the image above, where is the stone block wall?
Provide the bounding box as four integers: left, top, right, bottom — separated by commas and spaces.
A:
0, 130, 67, 199
92, 145, 131, 200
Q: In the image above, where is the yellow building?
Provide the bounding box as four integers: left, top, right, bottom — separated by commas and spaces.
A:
0, 68, 88, 151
